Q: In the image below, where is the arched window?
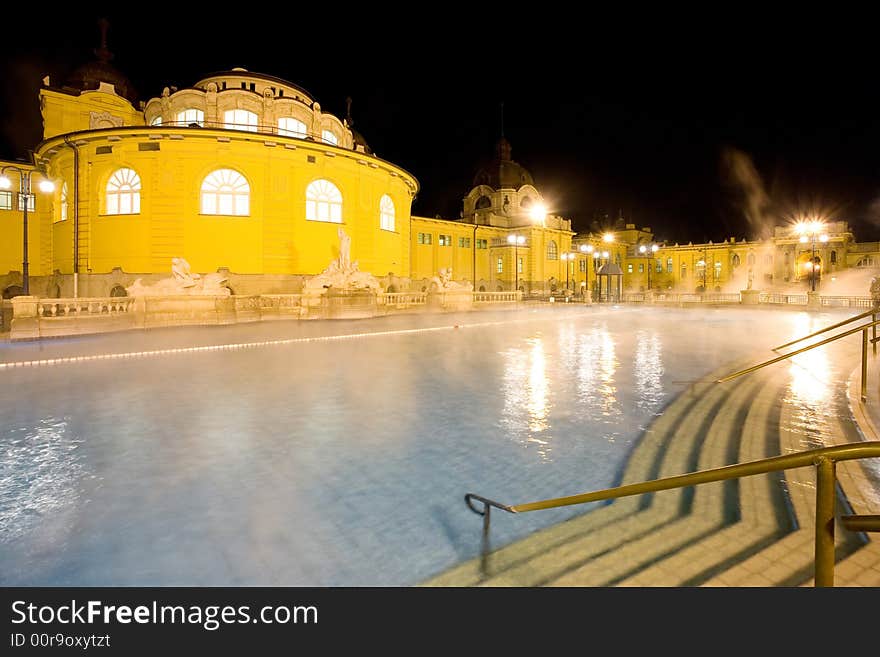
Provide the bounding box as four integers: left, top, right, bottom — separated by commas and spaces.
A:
681, 262, 687, 278
731, 254, 740, 267
177, 109, 203, 127
547, 240, 558, 260
106, 168, 141, 215
200, 169, 250, 216
379, 194, 395, 231
306, 179, 343, 223
321, 130, 338, 145
278, 117, 307, 138
224, 109, 258, 132
59, 182, 68, 221
475, 195, 492, 210
150, 116, 162, 126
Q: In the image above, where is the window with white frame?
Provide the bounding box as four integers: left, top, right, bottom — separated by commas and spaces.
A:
200, 169, 250, 216
379, 194, 395, 231
321, 130, 338, 145
497, 257, 503, 273
0, 191, 11, 210
547, 240, 557, 260
439, 234, 452, 246
278, 117, 307, 138
177, 109, 204, 126
224, 109, 258, 132
59, 182, 68, 221
105, 168, 141, 215
306, 179, 343, 223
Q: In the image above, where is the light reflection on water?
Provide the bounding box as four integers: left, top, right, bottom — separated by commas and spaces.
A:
0, 307, 858, 585
0, 417, 88, 542
781, 313, 839, 450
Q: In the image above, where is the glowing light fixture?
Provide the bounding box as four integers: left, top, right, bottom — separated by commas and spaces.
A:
530, 203, 547, 224
0, 165, 55, 295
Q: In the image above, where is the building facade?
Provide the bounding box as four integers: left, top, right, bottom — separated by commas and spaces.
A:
2, 38, 879, 301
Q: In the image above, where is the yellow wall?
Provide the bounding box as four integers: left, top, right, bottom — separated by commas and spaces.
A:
38, 128, 416, 278
41, 88, 143, 139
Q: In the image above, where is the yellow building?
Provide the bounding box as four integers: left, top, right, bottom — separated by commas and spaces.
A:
2, 35, 880, 301
2, 36, 417, 298
411, 136, 574, 294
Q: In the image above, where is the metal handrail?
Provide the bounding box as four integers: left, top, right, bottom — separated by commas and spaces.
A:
773, 308, 877, 352
716, 319, 880, 402
464, 442, 880, 586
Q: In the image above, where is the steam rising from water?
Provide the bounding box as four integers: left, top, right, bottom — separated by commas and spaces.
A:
722, 147, 774, 240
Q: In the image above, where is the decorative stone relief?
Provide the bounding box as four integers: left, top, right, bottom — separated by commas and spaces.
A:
89, 111, 123, 130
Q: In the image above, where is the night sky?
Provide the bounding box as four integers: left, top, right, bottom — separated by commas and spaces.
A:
2, 10, 878, 243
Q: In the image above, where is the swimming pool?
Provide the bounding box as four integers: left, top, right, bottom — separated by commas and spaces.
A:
0, 305, 845, 585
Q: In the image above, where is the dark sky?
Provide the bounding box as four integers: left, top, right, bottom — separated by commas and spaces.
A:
2, 9, 879, 243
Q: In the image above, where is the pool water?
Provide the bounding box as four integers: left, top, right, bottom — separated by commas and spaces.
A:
0, 305, 842, 585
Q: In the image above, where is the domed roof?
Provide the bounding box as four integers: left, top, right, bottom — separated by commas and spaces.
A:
472, 137, 534, 189
64, 19, 137, 104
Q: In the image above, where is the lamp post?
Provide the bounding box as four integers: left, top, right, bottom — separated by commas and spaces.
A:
507, 233, 525, 292
638, 243, 659, 290
0, 165, 55, 295
796, 220, 828, 292
561, 252, 574, 294
579, 244, 594, 300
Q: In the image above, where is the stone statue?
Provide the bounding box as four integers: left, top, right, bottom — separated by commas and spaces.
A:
126, 258, 231, 296
429, 267, 472, 291
304, 229, 380, 292
338, 227, 352, 272
870, 276, 880, 308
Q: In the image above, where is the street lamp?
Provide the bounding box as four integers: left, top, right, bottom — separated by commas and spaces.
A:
0, 165, 55, 295
638, 243, 659, 290
795, 220, 828, 292
507, 233, 525, 292
579, 243, 594, 300
561, 252, 574, 294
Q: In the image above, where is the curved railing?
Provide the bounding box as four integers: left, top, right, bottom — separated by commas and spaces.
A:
465, 442, 880, 586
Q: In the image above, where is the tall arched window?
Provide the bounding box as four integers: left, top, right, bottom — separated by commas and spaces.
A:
278, 117, 307, 138
306, 179, 343, 223
105, 168, 141, 215
547, 240, 558, 260
59, 182, 68, 221
200, 169, 250, 216
379, 194, 395, 231
321, 130, 338, 146
731, 254, 740, 267
224, 109, 258, 132
177, 108, 204, 126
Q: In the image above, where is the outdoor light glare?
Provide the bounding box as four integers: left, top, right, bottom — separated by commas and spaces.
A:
639, 245, 647, 254
38, 179, 55, 193
530, 203, 547, 223
602, 251, 609, 259
580, 244, 594, 253
819, 234, 829, 243
603, 233, 614, 243
0, 175, 11, 189
651, 244, 659, 253
799, 235, 808, 243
